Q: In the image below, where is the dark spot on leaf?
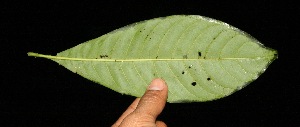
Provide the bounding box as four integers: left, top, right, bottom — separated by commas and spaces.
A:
140, 30, 142, 32
156, 56, 158, 59
191, 82, 196, 86
183, 55, 188, 59
198, 52, 201, 57
182, 71, 185, 74
188, 65, 192, 69
207, 77, 211, 81
204, 56, 206, 59
149, 37, 152, 39
100, 55, 108, 58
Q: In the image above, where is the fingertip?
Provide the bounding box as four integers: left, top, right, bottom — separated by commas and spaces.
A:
148, 78, 167, 91
133, 78, 168, 118
156, 121, 167, 127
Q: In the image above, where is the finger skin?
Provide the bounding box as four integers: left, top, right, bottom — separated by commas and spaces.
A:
113, 78, 168, 127
156, 121, 167, 127
112, 98, 140, 127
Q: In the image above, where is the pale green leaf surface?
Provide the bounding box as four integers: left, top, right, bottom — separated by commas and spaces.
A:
28, 15, 277, 102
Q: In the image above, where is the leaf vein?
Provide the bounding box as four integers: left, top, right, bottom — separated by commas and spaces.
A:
203, 27, 224, 58
170, 19, 199, 58
138, 19, 163, 58
155, 17, 183, 58
132, 62, 148, 87
233, 40, 253, 77
119, 63, 139, 95
186, 24, 216, 56
103, 62, 119, 92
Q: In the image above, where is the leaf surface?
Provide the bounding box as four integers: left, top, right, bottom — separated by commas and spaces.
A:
28, 15, 277, 102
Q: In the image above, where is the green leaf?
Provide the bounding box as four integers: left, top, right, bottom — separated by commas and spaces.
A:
28, 15, 277, 103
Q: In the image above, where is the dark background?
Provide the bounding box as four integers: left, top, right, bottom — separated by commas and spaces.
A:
1, 0, 299, 126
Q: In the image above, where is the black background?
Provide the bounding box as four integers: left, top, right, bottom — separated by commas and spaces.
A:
1, 0, 299, 126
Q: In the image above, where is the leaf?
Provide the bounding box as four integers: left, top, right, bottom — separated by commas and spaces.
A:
28, 15, 277, 103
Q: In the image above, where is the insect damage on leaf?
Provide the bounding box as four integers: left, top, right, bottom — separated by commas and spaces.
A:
198, 51, 201, 57
207, 77, 211, 81
182, 71, 185, 74
191, 82, 197, 86
27, 15, 277, 103
100, 55, 108, 58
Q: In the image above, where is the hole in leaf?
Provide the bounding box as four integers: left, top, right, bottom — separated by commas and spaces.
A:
182, 71, 185, 74
191, 82, 196, 86
207, 77, 211, 81
188, 65, 193, 69
198, 51, 201, 57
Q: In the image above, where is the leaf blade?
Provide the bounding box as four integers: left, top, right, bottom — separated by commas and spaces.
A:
28, 15, 277, 102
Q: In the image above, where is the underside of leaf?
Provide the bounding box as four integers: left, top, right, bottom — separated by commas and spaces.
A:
28, 15, 277, 103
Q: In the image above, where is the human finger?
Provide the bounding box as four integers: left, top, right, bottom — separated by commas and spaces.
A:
112, 98, 140, 127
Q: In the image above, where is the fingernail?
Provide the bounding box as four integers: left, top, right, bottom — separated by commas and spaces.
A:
148, 79, 165, 90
